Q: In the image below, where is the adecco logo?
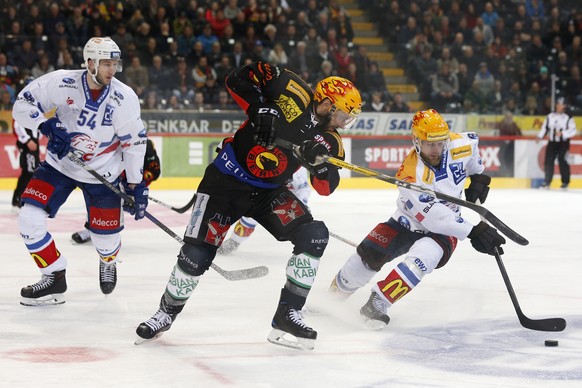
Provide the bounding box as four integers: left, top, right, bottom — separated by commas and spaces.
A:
538, 143, 582, 174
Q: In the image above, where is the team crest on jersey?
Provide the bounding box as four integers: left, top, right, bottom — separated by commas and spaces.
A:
449, 162, 466, 185
246, 145, 288, 179
204, 214, 230, 246
272, 194, 306, 226
102, 104, 114, 126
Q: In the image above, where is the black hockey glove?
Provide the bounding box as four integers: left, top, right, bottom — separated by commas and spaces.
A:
295, 140, 329, 165
248, 103, 279, 149
465, 174, 491, 204
468, 221, 506, 256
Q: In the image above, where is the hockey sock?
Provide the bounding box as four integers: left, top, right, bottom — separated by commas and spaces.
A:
165, 263, 200, 301
286, 252, 320, 293
376, 257, 425, 305
19, 204, 66, 274
335, 253, 377, 294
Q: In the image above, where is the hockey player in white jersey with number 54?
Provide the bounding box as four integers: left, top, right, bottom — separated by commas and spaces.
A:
12, 37, 148, 306
330, 109, 506, 329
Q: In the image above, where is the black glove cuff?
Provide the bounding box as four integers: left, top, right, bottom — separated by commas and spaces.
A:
468, 221, 487, 239
470, 174, 491, 185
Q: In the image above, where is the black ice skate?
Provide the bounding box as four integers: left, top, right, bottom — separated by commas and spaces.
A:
135, 309, 176, 345
71, 229, 91, 244
20, 269, 67, 306
99, 261, 117, 295
267, 303, 317, 350
360, 291, 391, 330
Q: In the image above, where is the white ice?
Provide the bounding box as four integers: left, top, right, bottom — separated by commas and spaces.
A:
0, 188, 581, 388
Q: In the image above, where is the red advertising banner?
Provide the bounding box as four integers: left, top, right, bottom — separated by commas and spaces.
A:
0, 134, 47, 177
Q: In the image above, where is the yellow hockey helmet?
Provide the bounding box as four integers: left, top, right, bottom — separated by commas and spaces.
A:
314, 76, 362, 129
411, 109, 449, 142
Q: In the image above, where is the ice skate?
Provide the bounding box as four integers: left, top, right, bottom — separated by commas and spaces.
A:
135, 309, 176, 344
216, 238, 240, 255
267, 303, 317, 350
99, 261, 117, 295
360, 291, 391, 330
20, 269, 67, 306
71, 229, 91, 244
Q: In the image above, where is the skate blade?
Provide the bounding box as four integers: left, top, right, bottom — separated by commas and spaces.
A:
361, 315, 388, 331
134, 332, 164, 345
267, 328, 315, 351
20, 294, 66, 306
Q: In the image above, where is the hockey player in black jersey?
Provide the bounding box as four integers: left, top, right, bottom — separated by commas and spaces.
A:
136, 61, 362, 350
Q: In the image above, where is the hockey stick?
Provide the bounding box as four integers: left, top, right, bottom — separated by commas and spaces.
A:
494, 247, 566, 331
148, 193, 196, 213
66, 151, 269, 281
329, 231, 358, 247
274, 139, 528, 246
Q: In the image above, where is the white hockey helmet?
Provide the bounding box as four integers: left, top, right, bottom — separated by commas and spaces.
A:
83, 37, 123, 75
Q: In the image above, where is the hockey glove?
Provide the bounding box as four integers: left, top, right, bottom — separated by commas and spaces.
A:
248, 103, 279, 149
122, 181, 149, 220
465, 174, 491, 204
39, 117, 72, 159
468, 221, 506, 255
295, 140, 330, 165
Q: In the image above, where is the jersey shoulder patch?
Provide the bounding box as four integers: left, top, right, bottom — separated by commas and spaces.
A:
396, 151, 418, 183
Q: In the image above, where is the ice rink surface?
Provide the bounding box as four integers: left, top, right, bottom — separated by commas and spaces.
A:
0, 187, 581, 388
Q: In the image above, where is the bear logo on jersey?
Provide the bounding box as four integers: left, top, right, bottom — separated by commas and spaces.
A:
246, 145, 288, 179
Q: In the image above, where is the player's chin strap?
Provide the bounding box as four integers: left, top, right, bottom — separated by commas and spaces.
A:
66, 150, 268, 281
274, 138, 528, 246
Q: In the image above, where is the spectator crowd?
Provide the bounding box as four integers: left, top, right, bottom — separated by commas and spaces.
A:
365, 0, 582, 115
1, 0, 581, 115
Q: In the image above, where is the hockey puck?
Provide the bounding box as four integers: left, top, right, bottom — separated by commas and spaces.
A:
544, 340, 559, 347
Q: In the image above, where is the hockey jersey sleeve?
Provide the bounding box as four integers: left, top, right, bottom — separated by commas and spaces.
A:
461, 132, 485, 176
143, 139, 161, 186
114, 90, 147, 185
225, 61, 282, 113
12, 72, 59, 130
308, 130, 344, 196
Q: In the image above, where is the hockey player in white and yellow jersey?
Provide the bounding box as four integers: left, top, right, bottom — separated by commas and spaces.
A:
330, 109, 506, 329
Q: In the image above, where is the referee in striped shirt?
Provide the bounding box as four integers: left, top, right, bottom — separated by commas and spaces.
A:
537, 97, 577, 189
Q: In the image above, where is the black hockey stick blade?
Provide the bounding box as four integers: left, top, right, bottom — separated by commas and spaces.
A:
67, 151, 268, 281
148, 193, 197, 213
274, 137, 528, 246
494, 247, 566, 332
